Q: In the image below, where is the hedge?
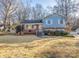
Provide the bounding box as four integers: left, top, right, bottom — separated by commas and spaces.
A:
44, 31, 68, 36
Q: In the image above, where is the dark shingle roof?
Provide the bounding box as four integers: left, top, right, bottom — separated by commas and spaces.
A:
21, 19, 42, 23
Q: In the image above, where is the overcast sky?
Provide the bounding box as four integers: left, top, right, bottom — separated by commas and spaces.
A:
22, 0, 56, 8
21, 0, 79, 16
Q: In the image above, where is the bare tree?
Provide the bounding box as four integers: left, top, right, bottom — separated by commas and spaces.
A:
31, 4, 46, 20
15, 0, 31, 23
0, 0, 18, 31
52, 0, 79, 31
53, 0, 78, 21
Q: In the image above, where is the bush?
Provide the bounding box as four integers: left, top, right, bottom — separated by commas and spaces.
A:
44, 30, 68, 36
54, 31, 68, 36
44, 30, 50, 35
64, 35, 74, 38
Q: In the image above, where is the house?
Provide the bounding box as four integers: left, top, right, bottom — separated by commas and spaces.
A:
0, 24, 4, 31
21, 20, 42, 34
21, 15, 69, 35
0, 21, 4, 31
42, 15, 66, 32
69, 28, 79, 37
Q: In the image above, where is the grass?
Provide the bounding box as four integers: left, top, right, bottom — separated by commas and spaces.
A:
0, 35, 41, 43
0, 37, 78, 58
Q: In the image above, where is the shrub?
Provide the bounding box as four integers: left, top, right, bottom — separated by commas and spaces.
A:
44, 31, 49, 35
64, 35, 74, 38
44, 30, 68, 36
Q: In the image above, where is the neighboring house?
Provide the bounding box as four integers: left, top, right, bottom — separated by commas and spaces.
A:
70, 28, 79, 37
21, 20, 42, 34
0, 24, 4, 31
75, 28, 79, 32
42, 15, 67, 32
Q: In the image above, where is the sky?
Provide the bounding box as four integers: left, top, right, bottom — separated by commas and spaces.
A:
22, 0, 56, 8
20, 0, 79, 16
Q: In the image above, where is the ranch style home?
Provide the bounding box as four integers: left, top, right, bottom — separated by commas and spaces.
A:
21, 15, 71, 34
21, 20, 42, 34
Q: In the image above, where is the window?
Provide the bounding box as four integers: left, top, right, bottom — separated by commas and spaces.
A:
48, 20, 51, 24
60, 20, 63, 24
28, 24, 32, 29
26, 25, 28, 28
32, 25, 36, 29
32, 25, 34, 28
25, 24, 28, 29
58, 20, 64, 24
46, 20, 52, 24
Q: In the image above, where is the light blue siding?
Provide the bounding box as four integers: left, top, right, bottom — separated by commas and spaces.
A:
43, 16, 66, 28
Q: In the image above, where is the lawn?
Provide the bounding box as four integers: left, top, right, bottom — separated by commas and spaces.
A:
0, 37, 78, 58
0, 35, 41, 43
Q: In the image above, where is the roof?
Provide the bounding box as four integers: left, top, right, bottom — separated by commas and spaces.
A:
44, 14, 65, 20
21, 19, 42, 23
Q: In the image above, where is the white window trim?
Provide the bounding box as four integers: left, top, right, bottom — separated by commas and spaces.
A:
58, 20, 65, 24
46, 20, 52, 24
46, 20, 55, 24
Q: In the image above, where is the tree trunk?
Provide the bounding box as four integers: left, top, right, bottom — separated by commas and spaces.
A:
3, 18, 7, 31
